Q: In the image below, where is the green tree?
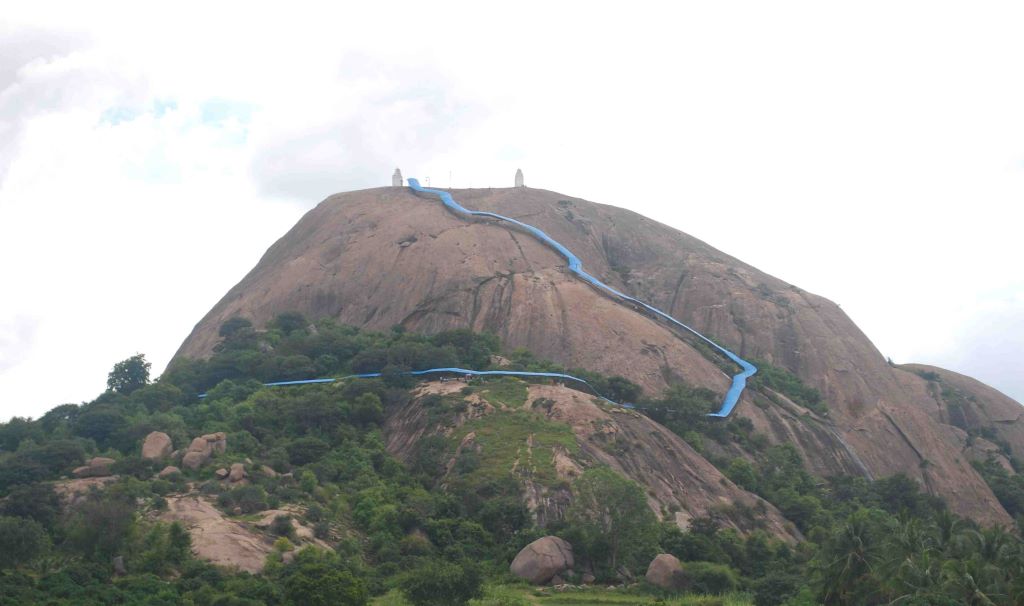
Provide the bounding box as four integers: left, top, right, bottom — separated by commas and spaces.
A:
281, 548, 367, 606
219, 316, 253, 338
107, 354, 151, 394
816, 508, 893, 605
400, 558, 483, 606
566, 467, 659, 574
73, 407, 128, 450
352, 392, 384, 425
287, 436, 330, 466
0, 515, 50, 569
66, 498, 136, 558
1, 483, 62, 526
273, 312, 308, 336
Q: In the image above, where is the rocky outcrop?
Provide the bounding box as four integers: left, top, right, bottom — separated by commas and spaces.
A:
72, 457, 116, 478
158, 466, 181, 479
173, 186, 1022, 526
386, 382, 801, 543
645, 554, 684, 590
52, 476, 118, 504
181, 432, 227, 470
141, 431, 173, 461
159, 496, 272, 573
510, 536, 574, 585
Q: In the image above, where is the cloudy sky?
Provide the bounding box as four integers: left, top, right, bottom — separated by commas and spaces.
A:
2, 2, 1022, 420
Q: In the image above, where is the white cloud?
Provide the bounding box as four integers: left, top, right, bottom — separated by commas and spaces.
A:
0, 2, 1022, 419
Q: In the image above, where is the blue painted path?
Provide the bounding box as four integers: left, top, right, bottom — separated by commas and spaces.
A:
405, 179, 755, 417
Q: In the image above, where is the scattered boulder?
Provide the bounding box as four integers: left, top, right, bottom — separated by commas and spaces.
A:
158, 466, 181, 479
215, 468, 229, 480
204, 432, 228, 455
73, 457, 116, 478
259, 465, 278, 478
141, 431, 173, 460
228, 463, 246, 483
188, 437, 213, 457
645, 554, 685, 590
112, 555, 127, 576
181, 432, 228, 470
182, 451, 207, 471
582, 572, 596, 584
510, 536, 574, 585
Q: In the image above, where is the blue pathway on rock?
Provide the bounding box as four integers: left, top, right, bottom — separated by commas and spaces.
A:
203, 182, 756, 417
402, 179, 755, 417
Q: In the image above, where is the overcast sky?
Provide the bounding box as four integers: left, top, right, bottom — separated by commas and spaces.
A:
2, 2, 1022, 420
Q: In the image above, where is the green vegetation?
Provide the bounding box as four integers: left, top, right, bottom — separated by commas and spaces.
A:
564, 467, 659, 575
973, 458, 1024, 520
748, 360, 826, 415
451, 405, 577, 487
477, 377, 530, 409
0, 314, 1021, 605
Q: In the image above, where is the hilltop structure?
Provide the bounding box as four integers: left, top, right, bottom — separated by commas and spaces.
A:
515, 168, 524, 188
392, 168, 403, 187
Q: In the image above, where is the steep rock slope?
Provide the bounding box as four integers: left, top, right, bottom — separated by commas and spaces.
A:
384, 380, 801, 542
175, 186, 1021, 526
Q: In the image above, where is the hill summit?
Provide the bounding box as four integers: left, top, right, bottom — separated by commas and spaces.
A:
177, 184, 1024, 527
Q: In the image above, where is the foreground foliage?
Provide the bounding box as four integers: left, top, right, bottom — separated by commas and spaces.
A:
0, 313, 1021, 605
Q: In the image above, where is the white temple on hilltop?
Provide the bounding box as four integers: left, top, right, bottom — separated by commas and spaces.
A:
392, 168, 403, 187
515, 168, 524, 188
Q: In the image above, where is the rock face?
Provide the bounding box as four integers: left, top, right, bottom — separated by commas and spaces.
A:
52, 476, 118, 504
159, 496, 271, 573
173, 186, 1023, 526
141, 431, 173, 460
646, 554, 684, 590
73, 457, 116, 478
386, 382, 801, 542
182, 433, 227, 470
510, 536, 574, 585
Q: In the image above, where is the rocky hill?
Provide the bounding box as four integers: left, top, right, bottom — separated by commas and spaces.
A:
176, 185, 1024, 526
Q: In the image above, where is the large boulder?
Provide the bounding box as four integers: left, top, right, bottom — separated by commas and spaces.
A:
228, 463, 246, 483
187, 437, 213, 458
141, 431, 173, 460
182, 451, 208, 470
510, 536, 574, 585
181, 432, 228, 470
158, 466, 181, 479
73, 457, 116, 478
645, 553, 684, 590
203, 432, 228, 455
